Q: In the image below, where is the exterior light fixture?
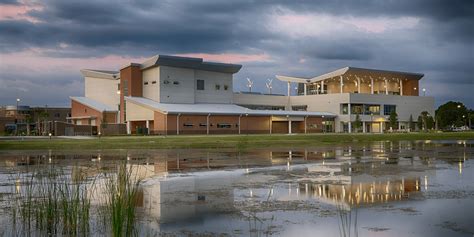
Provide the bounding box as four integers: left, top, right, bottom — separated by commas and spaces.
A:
457, 105, 461, 109
116, 90, 121, 95
49, 133, 52, 139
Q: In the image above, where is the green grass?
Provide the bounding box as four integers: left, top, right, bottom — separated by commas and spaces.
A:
1, 132, 473, 150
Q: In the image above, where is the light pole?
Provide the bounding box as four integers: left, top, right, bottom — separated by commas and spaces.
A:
16, 98, 20, 136
422, 88, 426, 96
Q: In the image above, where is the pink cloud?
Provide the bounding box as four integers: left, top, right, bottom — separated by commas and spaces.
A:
0, 2, 44, 23
176, 53, 271, 63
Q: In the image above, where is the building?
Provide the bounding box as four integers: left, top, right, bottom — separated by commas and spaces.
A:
0, 105, 71, 135
234, 67, 434, 133
71, 55, 335, 134
71, 54, 433, 134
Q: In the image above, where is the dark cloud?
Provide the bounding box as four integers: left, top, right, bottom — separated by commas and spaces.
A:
0, 0, 19, 5
0, 0, 473, 108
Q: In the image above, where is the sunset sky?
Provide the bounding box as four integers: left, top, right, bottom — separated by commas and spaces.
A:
0, 0, 473, 107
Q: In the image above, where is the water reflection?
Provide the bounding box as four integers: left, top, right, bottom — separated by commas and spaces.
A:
0, 140, 473, 236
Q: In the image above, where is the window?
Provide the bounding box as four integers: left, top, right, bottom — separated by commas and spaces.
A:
215, 84, 220, 90
144, 82, 148, 85
292, 105, 308, 111
183, 123, 194, 127
341, 104, 349, 114
199, 123, 207, 127
365, 105, 380, 115
163, 80, 169, 84
54, 113, 60, 118
224, 85, 229, 90
217, 123, 232, 128
173, 81, 180, 85
123, 80, 129, 96
384, 105, 396, 115
117, 83, 120, 90
197, 80, 205, 90
152, 81, 157, 84
351, 104, 363, 115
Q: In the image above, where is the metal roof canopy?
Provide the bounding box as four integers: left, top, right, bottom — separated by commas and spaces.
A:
137, 54, 242, 74
80, 69, 120, 80
276, 66, 424, 84
125, 96, 336, 117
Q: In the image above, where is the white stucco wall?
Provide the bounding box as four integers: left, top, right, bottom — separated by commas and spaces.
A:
233, 93, 290, 108
159, 66, 195, 104
142, 67, 160, 102
125, 100, 154, 121
84, 77, 119, 110
195, 70, 233, 104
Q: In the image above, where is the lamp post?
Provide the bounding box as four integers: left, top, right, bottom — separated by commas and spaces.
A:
16, 98, 20, 136
422, 88, 426, 96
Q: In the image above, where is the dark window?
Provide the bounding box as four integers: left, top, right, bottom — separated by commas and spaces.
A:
197, 195, 205, 201
163, 80, 169, 84
215, 84, 220, 90
144, 82, 149, 85
224, 85, 229, 90
292, 105, 308, 111
173, 81, 180, 85
217, 123, 232, 128
384, 105, 396, 115
341, 104, 348, 115
183, 123, 194, 127
199, 123, 207, 127
54, 113, 60, 118
152, 81, 157, 84
351, 104, 363, 115
197, 80, 205, 90
123, 80, 129, 96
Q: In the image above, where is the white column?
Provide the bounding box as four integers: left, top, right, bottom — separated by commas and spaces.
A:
303, 83, 307, 96
269, 117, 272, 134
176, 114, 180, 135
304, 116, 307, 134
385, 78, 388, 95
348, 103, 352, 133
288, 118, 292, 134
146, 120, 150, 135
238, 115, 242, 134
363, 121, 366, 133
321, 80, 324, 94
400, 79, 403, 96
398, 121, 402, 131
380, 122, 384, 133
126, 121, 131, 134
370, 77, 374, 94
340, 76, 343, 94
357, 77, 361, 93
206, 114, 210, 135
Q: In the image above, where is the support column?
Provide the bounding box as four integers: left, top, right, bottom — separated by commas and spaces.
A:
380, 122, 384, 133
400, 79, 403, 96
304, 116, 308, 134
238, 114, 242, 134
348, 103, 352, 133
269, 117, 272, 134
370, 77, 374, 94
348, 122, 352, 133
146, 120, 150, 135
287, 81, 291, 96
206, 114, 210, 135
288, 118, 292, 134
385, 78, 388, 95
357, 77, 361, 93
321, 80, 325, 94
340, 76, 344, 94
363, 121, 366, 133
176, 114, 181, 135
126, 121, 131, 135
303, 83, 307, 96
398, 121, 402, 131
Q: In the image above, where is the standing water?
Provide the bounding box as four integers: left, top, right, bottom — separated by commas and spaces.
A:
0, 140, 473, 236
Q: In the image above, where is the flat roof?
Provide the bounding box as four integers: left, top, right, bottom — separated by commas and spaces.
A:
70, 97, 117, 112
80, 69, 120, 80
276, 66, 424, 83
125, 96, 335, 117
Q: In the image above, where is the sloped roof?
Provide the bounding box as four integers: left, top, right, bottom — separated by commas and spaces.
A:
277, 66, 424, 83
70, 97, 117, 112
125, 96, 335, 117
80, 69, 120, 80
135, 54, 242, 74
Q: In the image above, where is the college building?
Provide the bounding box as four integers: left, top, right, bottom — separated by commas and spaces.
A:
69, 54, 434, 134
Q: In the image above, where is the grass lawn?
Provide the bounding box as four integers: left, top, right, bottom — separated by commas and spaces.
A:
0, 132, 473, 150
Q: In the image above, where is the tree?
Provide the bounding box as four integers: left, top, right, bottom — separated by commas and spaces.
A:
389, 111, 398, 131
409, 115, 415, 131
25, 114, 33, 136
426, 116, 434, 130
435, 101, 468, 129
353, 114, 362, 133
417, 114, 423, 131
418, 111, 433, 131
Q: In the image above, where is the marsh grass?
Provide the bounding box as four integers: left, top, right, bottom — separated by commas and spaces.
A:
8, 161, 142, 237
103, 162, 142, 237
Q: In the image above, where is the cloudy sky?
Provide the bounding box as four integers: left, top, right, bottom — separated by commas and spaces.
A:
1, 0, 473, 108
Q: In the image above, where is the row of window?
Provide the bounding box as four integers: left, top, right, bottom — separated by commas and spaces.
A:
197, 79, 229, 91
341, 104, 396, 116
183, 123, 236, 128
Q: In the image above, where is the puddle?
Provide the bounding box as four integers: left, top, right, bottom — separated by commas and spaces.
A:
0, 140, 473, 236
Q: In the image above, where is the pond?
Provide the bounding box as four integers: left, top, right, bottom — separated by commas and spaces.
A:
0, 140, 473, 236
